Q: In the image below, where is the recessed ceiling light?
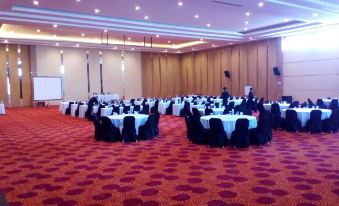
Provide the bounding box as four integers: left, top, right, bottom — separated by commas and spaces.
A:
135, 6, 140, 10
53, 34, 57, 38
249, 37, 253, 40
128, 37, 131, 40
246, 12, 250, 16
53, 24, 58, 28
156, 34, 160, 38
172, 44, 176, 46
228, 42, 233, 45
81, 33, 85, 37
313, 13, 318, 17
144, 15, 149, 20
194, 14, 199, 19
200, 38, 204, 41
168, 40, 171, 43
76, 44, 79, 47
56, 43, 59, 46
284, 18, 290, 22
206, 23, 211, 27
113, 46, 118, 50
95, 9, 100, 14
258, 2, 264, 7
36, 29, 40, 32
60, 50, 63, 54
244, 28, 248, 31
163, 50, 168, 53
33, 1, 39, 6
104, 29, 108, 33
76, 0, 81, 2
178, 1, 183, 6
245, 21, 249, 25
212, 44, 216, 47
4, 39, 8, 43
131, 48, 135, 50
99, 51, 102, 55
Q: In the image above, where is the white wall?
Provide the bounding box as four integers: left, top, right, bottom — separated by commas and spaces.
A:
33, 46, 142, 103
282, 34, 339, 102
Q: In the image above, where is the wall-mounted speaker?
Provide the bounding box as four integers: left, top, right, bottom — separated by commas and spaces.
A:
273, 67, 281, 76
224, 70, 231, 78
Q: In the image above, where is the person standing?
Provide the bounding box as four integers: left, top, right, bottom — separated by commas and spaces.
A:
248, 88, 254, 100
221, 87, 230, 106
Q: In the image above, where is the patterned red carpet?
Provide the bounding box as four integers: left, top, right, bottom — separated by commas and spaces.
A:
0, 108, 339, 206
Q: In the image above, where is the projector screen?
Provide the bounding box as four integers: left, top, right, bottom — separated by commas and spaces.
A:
33, 77, 62, 101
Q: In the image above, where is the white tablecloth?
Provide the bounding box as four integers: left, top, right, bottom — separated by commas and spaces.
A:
281, 108, 332, 127
172, 97, 181, 102
101, 106, 138, 117
0, 104, 5, 115
94, 94, 119, 103
198, 108, 224, 115
158, 101, 171, 114
263, 103, 290, 111
123, 100, 131, 105
184, 97, 193, 102
228, 99, 243, 106
172, 103, 184, 116
79, 105, 88, 118
212, 98, 223, 104
200, 115, 257, 139
322, 99, 337, 108
107, 114, 148, 135
71, 104, 78, 117
59, 102, 70, 114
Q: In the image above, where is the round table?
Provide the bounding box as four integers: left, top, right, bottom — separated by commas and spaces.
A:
158, 101, 171, 114
200, 115, 257, 139
123, 100, 131, 105
281, 108, 332, 127
59, 102, 71, 114
0, 103, 5, 115
198, 108, 224, 116
107, 114, 148, 135
263, 103, 290, 111
71, 104, 78, 117
212, 98, 223, 104
172, 103, 184, 116
228, 99, 243, 106
79, 105, 88, 118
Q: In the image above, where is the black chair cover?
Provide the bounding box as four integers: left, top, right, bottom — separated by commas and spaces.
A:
231, 118, 250, 148
208, 118, 227, 147
101, 116, 121, 142
285, 110, 302, 132
305, 110, 322, 133
121, 116, 137, 142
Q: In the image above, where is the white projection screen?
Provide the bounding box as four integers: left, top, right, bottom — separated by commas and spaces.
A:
33, 77, 62, 101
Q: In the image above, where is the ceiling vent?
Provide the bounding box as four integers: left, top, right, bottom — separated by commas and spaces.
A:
212, 0, 242, 7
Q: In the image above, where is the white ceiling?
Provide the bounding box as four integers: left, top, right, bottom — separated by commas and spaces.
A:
0, 0, 339, 53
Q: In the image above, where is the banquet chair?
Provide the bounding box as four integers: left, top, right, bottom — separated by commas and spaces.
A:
322, 110, 339, 133
134, 105, 141, 113
184, 115, 194, 142
65, 102, 74, 115
215, 103, 220, 108
130, 99, 135, 105
86, 97, 98, 120
228, 102, 235, 109
75, 102, 84, 117
166, 101, 174, 115
140, 105, 149, 114
282, 96, 293, 104
142, 99, 147, 106
305, 110, 322, 133
250, 111, 271, 146
205, 108, 213, 116
284, 110, 302, 132
151, 100, 159, 113
208, 118, 227, 147
191, 116, 209, 145
258, 98, 265, 113
121, 116, 137, 143
153, 111, 160, 136
223, 107, 231, 115
112, 106, 120, 114
123, 105, 131, 114
92, 114, 104, 141
289, 101, 299, 108
307, 99, 315, 108
231, 119, 250, 148
192, 108, 201, 118
180, 102, 192, 117
138, 114, 156, 140
316, 99, 327, 109
101, 116, 121, 142
329, 99, 339, 111
300, 102, 307, 108
97, 104, 105, 118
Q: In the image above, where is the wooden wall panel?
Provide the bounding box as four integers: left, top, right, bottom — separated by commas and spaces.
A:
186, 54, 195, 94
174, 55, 182, 96
201, 52, 208, 95
21, 46, 32, 106
167, 55, 175, 97
248, 42, 258, 93
221, 48, 232, 93
239, 44, 248, 96
142, 53, 153, 97
257, 41, 268, 99
231, 46, 240, 96
160, 54, 168, 97
9, 45, 20, 107
0, 45, 7, 105
195, 53, 202, 94
213, 50, 222, 95
180, 55, 187, 95
152, 54, 161, 97
207, 51, 214, 95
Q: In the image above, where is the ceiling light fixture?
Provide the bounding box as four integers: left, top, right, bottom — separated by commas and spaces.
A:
76, 44, 79, 47
313, 13, 318, 17
284, 18, 289, 22
194, 14, 199, 19
33, 1, 39, 6
131, 48, 135, 51
168, 40, 171, 43
206, 23, 211, 27
95, 9, 100, 14
104, 29, 108, 33
53, 24, 58, 28
178, 1, 183, 6
4, 39, 8, 43
128, 37, 131, 40
200, 38, 204, 41
246, 12, 250, 16
244, 28, 248, 31
56, 43, 59, 46
81, 33, 85, 37
135, 6, 140, 10
156, 34, 160, 38
36, 29, 40, 32
144, 15, 149, 20
258, 2, 264, 7
245, 21, 249, 25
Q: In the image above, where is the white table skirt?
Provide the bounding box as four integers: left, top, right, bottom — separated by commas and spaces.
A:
94, 94, 119, 103
172, 103, 184, 116
158, 101, 170, 114
200, 115, 257, 139
79, 105, 88, 118
123, 100, 131, 105
212, 98, 223, 104
322, 99, 334, 108
101, 106, 139, 117
71, 104, 78, 117
281, 108, 332, 127
107, 114, 148, 135
60, 102, 70, 114
0, 104, 5, 115
198, 108, 224, 116
228, 99, 243, 106
183, 97, 193, 102
263, 103, 290, 112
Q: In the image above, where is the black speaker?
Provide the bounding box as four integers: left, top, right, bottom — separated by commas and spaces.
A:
224, 70, 231, 78
273, 67, 281, 76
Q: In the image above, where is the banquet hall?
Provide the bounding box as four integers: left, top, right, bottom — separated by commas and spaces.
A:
0, 0, 339, 206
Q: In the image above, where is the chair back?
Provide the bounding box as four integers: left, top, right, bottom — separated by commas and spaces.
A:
329, 99, 339, 111
192, 108, 201, 117
309, 110, 322, 123
184, 115, 194, 141
208, 118, 227, 147
140, 105, 149, 114
101, 116, 120, 141
134, 105, 141, 112
231, 118, 250, 148
316, 99, 327, 109
205, 108, 213, 116
92, 114, 103, 140
122, 116, 137, 142
307, 99, 314, 108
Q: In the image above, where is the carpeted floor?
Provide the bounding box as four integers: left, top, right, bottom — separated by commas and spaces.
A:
0, 108, 338, 206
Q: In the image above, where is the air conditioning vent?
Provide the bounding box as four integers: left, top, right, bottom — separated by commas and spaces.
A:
212, 0, 242, 7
